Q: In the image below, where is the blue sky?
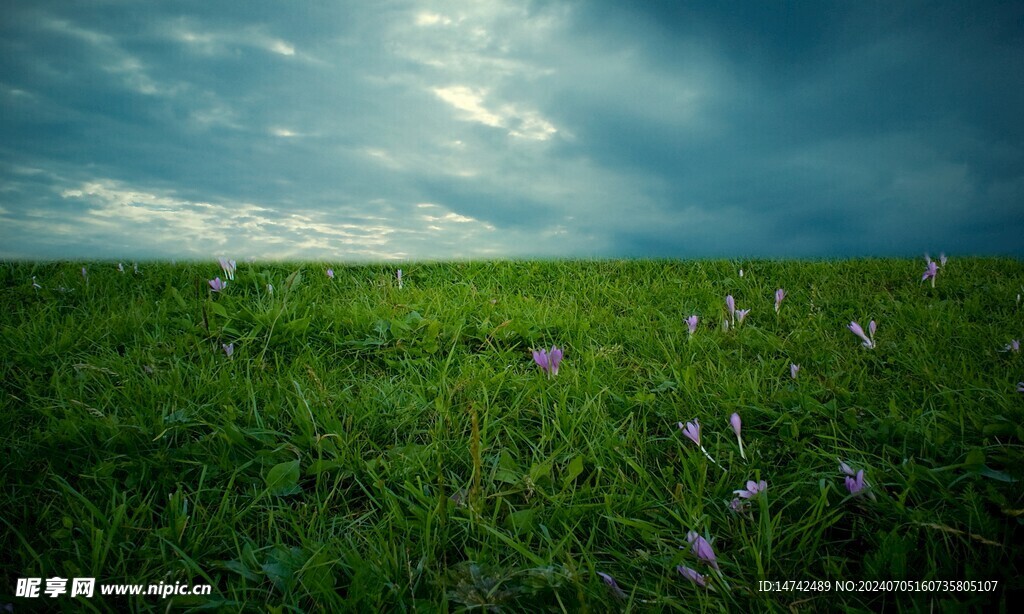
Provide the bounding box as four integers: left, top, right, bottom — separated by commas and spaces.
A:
1, 0, 1022, 260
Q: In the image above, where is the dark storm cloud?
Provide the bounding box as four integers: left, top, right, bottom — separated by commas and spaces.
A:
0, 0, 1021, 260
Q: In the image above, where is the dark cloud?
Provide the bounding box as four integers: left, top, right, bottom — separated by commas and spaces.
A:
1, 0, 1021, 259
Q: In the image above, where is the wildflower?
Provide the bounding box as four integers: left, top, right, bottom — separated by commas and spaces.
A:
679, 419, 723, 466
729, 413, 745, 459
845, 470, 867, 496
725, 295, 736, 321
838, 460, 856, 477
686, 315, 699, 336
31, 276, 41, 290
739, 268, 744, 278
81, 267, 87, 279
922, 260, 938, 287
736, 308, 750, 325
680, 419, 701, 447
326, 268, 334, 280
117, 262, 124, 273
532, 345, 564, 378
1017, 381, 1024, 393
218, 257, 236, 281
940, 253, 947, 267
734, 479, 767, 499
848, 320, 876, 349
133, 262, 139, 274
209, 277, 227, 292
267, 284, 274, 295
790, 363, 800, 379
1002, 340, 1020, 353
596, 572, 626, 599
774, 288, 785, 313
397, 269, 403, 289
676, 565, 707, 587
222, 343, 234, 357
686, 531, 720, 571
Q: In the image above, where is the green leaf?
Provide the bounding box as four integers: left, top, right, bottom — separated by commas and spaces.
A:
562, 456, 585, 487
208, 301, 229, 319
265, 460, 302, 496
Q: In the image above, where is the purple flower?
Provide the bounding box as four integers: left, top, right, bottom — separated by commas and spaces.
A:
922, 260, 938, 285
1002, 340, 1020, 353
117, 262, 124, 273
222, 343, 234, 357
725, 295, 736, 318
678, 419, 701, 446
81, 267, 87, 279
596, 572, 626, 599
736, 308, 750, 325
326, 268, 334, 280
774, 288, 785, 313
676, 565, 707, 587
939, 253, 947, 267
532, 345, 564, 378
730, 413, 745, 459
845, 469, 867, 496
209, 277, 227, 292
734, 479, 767, 499
686, 315, 699, 335
397, 269, 403, 289
686, 531, 720, 571
218, 257, 236, 281
838, 460, 856, 477
848, 320, 876, 349
1017, 382, 1024, 394
790, 363, 800, 379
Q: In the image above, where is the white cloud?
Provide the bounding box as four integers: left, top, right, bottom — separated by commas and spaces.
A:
432, 85, 556, 140
39, 178, 529, 260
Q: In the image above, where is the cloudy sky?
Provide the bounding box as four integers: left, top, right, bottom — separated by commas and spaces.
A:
1, 1, 1022, 260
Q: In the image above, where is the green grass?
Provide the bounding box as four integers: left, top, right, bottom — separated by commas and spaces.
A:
1, 258, 1023, 612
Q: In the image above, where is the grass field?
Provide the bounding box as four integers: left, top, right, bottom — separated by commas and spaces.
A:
2, 258, 1023, 612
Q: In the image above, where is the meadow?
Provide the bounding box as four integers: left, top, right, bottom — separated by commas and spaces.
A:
1, 258, 1022, 612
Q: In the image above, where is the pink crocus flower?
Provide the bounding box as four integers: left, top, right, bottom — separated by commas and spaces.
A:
734, 479, 767, 499
725, 295, 736, 321
1017, 382, 1024, 393
686, 531, 720, 571
679, 419, 723, 466
596, 572, 626, 599
326, 268, 334, 280
1002, 340, 1020, 353
209, 277, 227, 292
222, 343, 234, 357
736, 309, 750, 325
845, 470, 867, 496
922, 260, 938, 287
729, 413, 745, 459
790, 363, 800, 379
218, 258, 236, 281
774, 288, 785, 313
686, 315, 699, 336
679, 419, 701, 446
532, 346, 564, 378
677, 565, 707, 587
939, 253, 947, 266
848, 320, 876, 349
397, 269, 403, 289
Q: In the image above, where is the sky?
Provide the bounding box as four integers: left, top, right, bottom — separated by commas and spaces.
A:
1, 0, 1022, 261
